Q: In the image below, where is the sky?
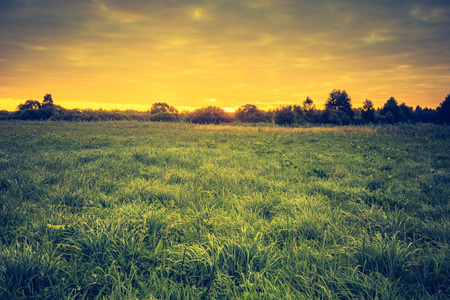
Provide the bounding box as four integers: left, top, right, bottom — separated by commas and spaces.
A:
1, 0, 450, 112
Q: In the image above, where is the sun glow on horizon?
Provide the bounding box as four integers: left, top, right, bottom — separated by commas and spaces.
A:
0, 98, 243, 114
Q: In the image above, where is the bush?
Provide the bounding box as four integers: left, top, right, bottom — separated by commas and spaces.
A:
273, 106, 297, 126
235, 104, 271, 123
149, 112, 177, 122
190, 106, 230, 124
0, 110, 9, 120
321, 109, 352, 125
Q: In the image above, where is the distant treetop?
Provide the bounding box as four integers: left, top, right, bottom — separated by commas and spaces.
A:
439, 93, 450, 124
150, 102, 178, 114
43, 94, 53, 106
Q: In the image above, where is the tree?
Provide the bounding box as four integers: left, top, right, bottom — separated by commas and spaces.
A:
16, 100, 41, 120
190, 106, 229, 124
42, 94, 53, 106
302, 97, 316, 112
273, 106, 297, 126
18, 100, 41, 111
439, 93, 450, 124
385, 111, 395, 124
0, 110, 9, 120
150, 103, 178, 115
321, 109, 352, 125
292, 105, 305, 124
413, 105, 434, 123
301, 97, 318, 123
325, 89, 354, 121
235, 104, 270, 123
39, 94, 59, 119
380, 97, 403, 123
413, 105, 423, 122
399, 103, 413, 123
361, 99, 376, 123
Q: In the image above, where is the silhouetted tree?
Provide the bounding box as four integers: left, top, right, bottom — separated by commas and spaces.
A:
18, 100, 41, 111
150, 103, 178, 115
39, 94, 59, 119
292, 105, 304, 123
380, 97, 403, 123
302, 97, 316, 112
325, 89, 354, 121
301, 97, 319, 123
399, 103, 413, 123
412, 105, 438, 123
0, 110, 9, 120
190, 106, 230, 124
422, 107, 439, 123
439, 93, 450, 124
39, 106, 56, 120
361, 99, 376, 123
235, 104, 270, 123
321, 109, 352, 125
273, 106, 297, 126
15, 95, 57, 120
413, 105, 423, 122
42, 94, 53, 107
385, 111, 395, 124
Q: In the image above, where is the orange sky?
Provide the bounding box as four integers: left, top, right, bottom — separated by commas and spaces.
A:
1, 0, 450, 112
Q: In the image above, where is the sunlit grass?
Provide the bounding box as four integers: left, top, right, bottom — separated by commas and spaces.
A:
0, 121, 449, 299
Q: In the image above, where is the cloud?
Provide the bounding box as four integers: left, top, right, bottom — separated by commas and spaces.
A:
411, 5, 450, 23
0, 0, 449, 109
94, 0, 144, 24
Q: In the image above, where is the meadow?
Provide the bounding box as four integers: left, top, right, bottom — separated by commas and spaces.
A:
0, 121, 449, 299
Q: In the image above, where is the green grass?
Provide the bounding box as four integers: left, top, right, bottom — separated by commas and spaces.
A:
0, 121, 449, 299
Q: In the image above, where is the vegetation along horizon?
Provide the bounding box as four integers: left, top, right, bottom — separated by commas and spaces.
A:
0, 120, 449, 299
2, 90, 450, 125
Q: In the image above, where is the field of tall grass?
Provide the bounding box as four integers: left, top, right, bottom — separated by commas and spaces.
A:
0, 121, 449, 299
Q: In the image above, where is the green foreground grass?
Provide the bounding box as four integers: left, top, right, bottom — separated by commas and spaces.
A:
0, 121, 449, 299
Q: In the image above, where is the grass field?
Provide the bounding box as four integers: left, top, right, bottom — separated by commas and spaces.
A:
0, 121, 449, 299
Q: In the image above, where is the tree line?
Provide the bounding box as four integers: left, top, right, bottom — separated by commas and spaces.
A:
2, 91, 450, 125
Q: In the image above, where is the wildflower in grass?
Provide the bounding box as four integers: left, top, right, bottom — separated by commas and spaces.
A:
47, 224, 66, 230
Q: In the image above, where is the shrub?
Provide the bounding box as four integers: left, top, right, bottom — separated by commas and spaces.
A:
149, 112, 177, 122
273, 106, 297, 126
235, 104, 271, 123
321, 109, 352, 125
190, 106, 231, 124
